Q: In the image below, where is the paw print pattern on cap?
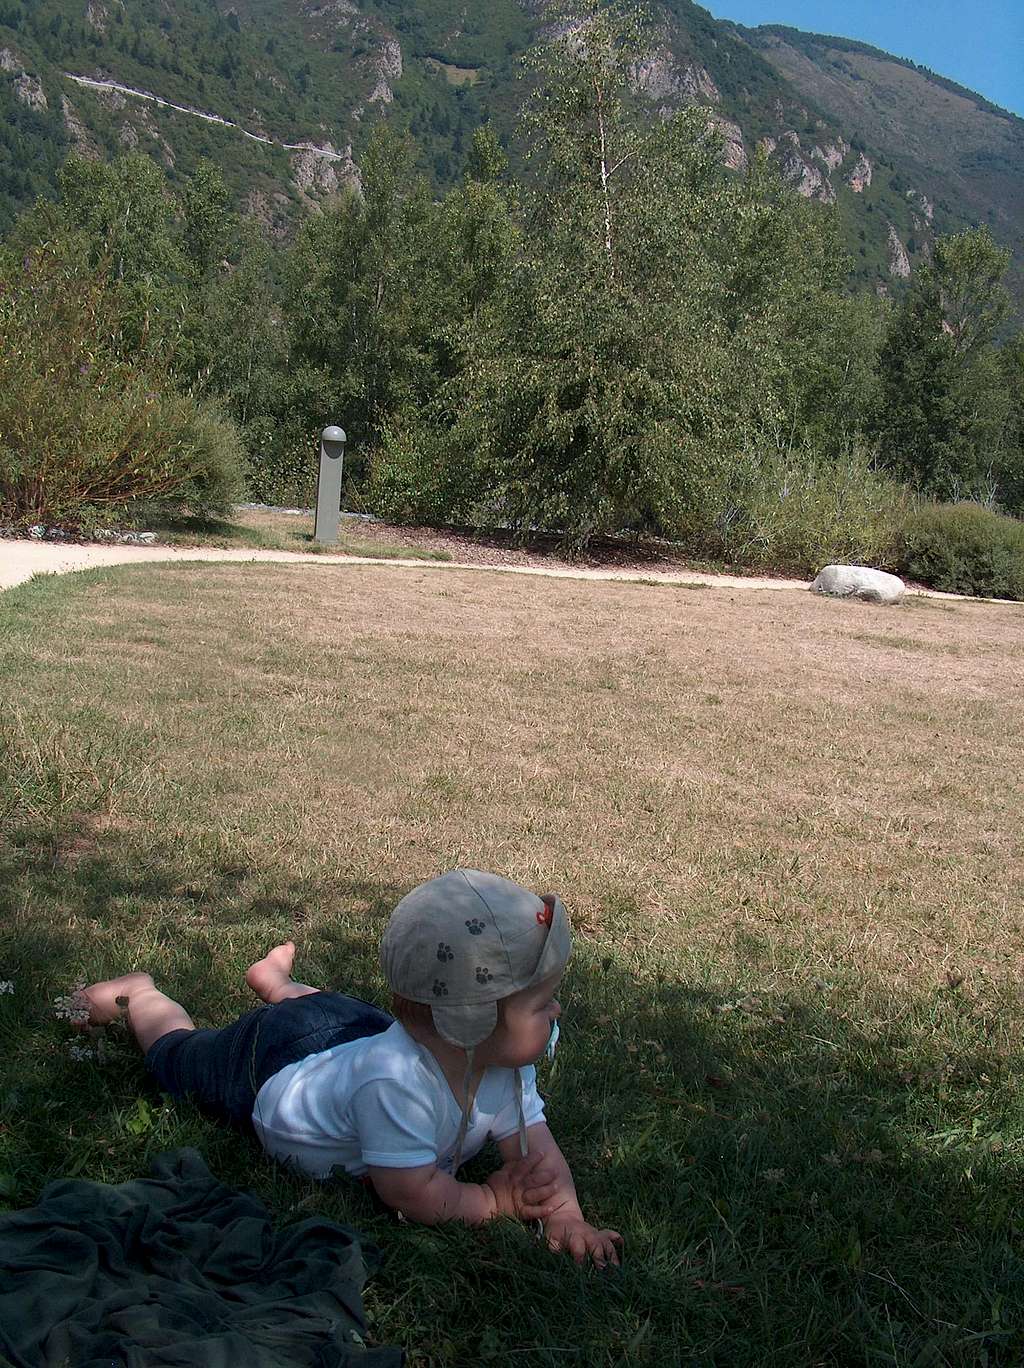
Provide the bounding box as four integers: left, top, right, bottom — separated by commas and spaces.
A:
465, 918, 485, 935
436, 942, 454, 962
432, 980, 449, 997
475, 967, 493, 984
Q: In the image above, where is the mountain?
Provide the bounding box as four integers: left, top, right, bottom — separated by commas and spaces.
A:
739, 25, 1024, 302
1, 0, 1021, 303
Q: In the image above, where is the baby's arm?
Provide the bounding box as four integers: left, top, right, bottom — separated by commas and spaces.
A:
497, 1124, 623, 1267
366, 1148, 558, 1227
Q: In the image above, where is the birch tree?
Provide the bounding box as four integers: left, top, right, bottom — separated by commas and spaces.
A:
444, 0, 729, 550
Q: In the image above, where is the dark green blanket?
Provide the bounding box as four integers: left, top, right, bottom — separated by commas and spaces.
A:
0, 1149, 403, 1368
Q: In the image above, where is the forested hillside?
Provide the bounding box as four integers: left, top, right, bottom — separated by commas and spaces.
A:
3, 1, 1023, 599
1, 0, 1022, 303
743, 25, 1024, 306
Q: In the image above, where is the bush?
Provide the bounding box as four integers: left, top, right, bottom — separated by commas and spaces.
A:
898, 502, 1024, 599
173, 405, 247, 513
241, 419, 318, 509
680, 443, 912, 576
0, 245, 244, 530
366, 419, 486, 528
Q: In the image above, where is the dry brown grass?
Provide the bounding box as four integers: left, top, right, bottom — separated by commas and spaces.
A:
16, 564, 1023, 1012
6, 562, 1024, 1364
159, 505, 750, 573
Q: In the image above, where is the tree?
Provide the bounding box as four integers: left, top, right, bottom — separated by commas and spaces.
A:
708, 148, 871, 450
9, 151, 283, 502
182, 161, 234, 282
369, 1, 878, 549
932, 228, 1011, 362
12, 154, 189, 351
424, 0, 731, 549
871, 273, 958, 490
281, 125, 441, 480
429, 128, 519, 369
55, 154, 185, 290
181, 222, 286, 439
0, 243, 243, 528
366, 127, 520, 522
993, 331, 1024, 512
872, 228, 1015, 500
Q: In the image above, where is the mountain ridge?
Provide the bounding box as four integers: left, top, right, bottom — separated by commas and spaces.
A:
748, 24, 1022, 121
1, 0, 1020, 303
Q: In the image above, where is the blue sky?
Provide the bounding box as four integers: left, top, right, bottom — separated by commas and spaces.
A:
701, 1, 1024, 118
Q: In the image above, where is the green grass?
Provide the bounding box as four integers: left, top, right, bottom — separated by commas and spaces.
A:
424, 58, 482, 86
1, 564, 1023, 1366
148, 511, 452, 561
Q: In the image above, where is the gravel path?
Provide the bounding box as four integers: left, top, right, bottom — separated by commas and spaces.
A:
0, 538, 814, 595
64, 75, 349, 161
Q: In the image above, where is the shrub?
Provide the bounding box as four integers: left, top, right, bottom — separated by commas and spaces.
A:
172, 405, 247, 513
898, 502, 1024, 600
241, 419, 318, 509
0, 245, 244, 530
680, 443, 912, 576
366, 419, 485, 528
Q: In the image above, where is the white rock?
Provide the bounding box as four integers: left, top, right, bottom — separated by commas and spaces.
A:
708, 114, 747, 171
368, 37, 402, 103
810, 565, 905, 605
848, 152, 873, 192
886, 221, 911, 279
14, 73, 47, 110
813, 137, 848, 171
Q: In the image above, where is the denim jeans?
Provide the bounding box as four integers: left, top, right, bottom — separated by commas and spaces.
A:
144, 991, 393, 1128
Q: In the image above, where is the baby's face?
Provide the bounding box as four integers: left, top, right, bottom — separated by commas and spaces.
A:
481, 971, 563, 1069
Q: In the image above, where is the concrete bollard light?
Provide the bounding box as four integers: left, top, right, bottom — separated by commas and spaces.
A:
313, 425, 347, 545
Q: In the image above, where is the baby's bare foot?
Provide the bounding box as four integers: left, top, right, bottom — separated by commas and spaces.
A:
245, 942, 296, 1001
78, 972, 155, 1026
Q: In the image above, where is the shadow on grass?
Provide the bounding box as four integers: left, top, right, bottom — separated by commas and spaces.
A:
0, 838, 1021, 1366
143, 512, 291, 551
145, 512, 454, 562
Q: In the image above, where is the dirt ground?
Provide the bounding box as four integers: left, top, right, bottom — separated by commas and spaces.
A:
239, 506, 803, 576
0, 533, 810, 595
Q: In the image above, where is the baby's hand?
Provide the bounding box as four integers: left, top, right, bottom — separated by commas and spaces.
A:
545, 1214, 623, 1269
486, 1150, 561, 1222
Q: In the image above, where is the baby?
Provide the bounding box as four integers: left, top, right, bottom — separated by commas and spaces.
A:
82, 868, 622, 1267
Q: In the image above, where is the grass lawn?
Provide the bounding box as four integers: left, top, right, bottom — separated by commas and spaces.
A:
1, 563, 1022, 1366
151, 508, 452, 561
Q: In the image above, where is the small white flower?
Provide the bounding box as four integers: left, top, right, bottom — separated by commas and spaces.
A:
53, 987, 91, 1026
67, 1043, 94, 1062
0, 981, 14, 995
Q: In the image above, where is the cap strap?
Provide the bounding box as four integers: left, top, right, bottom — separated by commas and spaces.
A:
451, 1047, 475, 1173
514, 1067, 528, 1158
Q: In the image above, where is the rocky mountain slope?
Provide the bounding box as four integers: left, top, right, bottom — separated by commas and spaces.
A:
1, 0, 1021, 301
741, 25, 1024, 301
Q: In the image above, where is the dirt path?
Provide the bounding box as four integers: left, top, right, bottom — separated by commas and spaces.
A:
3, 535, 1003, 605
64, 74, 348, 161
1, 537, 815, 595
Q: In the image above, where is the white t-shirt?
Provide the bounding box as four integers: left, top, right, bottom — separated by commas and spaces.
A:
251, 1020, 546, 1180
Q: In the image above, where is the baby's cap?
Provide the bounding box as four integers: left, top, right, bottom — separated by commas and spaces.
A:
380, 869, 572, 1049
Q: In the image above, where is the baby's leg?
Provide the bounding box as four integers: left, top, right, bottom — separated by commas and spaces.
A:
245, 942, 320, 1004
81, 972, 195, 1053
